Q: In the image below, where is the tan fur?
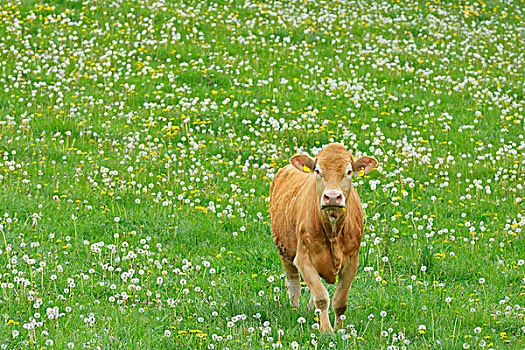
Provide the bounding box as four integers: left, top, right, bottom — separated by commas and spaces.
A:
269, 144, 377, 332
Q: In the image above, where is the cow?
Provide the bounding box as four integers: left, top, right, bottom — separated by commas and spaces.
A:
269, 143, 378, 332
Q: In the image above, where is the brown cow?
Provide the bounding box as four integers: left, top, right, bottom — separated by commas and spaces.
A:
269, 144, 378, 332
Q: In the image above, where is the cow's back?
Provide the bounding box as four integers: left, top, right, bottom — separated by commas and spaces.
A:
269, 165, 311, 261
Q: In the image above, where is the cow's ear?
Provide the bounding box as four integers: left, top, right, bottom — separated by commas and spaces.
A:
353, 156, 378, 175
290, 154, 315, 173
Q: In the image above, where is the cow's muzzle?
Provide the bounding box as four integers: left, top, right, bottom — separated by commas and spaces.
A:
321, 190, 345, 210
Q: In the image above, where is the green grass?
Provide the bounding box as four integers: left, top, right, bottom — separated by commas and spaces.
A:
0, 0, 524, 349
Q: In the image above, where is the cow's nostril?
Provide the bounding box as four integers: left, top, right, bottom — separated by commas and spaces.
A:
336, 194, 342, 201
323, 194, 330, 201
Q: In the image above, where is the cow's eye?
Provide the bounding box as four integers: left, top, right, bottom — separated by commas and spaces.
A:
346, 170, 352, 176
315, 169, 320, 175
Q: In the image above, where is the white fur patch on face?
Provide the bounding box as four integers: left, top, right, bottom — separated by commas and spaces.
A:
345, 164, 353, 177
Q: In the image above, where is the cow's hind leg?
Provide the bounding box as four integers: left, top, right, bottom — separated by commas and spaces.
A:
294, 252, 333, 333
333, 254, 359, 330
280, 255, 300, 308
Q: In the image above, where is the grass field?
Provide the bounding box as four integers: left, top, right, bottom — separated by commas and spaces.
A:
0, 0, 524, 348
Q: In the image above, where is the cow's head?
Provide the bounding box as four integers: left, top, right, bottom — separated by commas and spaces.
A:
290, 144, 377, 221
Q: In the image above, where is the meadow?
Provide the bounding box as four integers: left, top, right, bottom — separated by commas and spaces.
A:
0, 0, 524, 348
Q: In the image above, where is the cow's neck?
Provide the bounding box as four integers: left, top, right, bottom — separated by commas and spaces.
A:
319, 209, 346, 275
321, 210, 346, 237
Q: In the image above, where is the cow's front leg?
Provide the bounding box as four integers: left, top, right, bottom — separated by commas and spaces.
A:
332, 254, 359, 330
280, 255, 301, 308
294, 252, 333, 333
